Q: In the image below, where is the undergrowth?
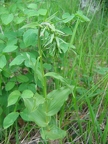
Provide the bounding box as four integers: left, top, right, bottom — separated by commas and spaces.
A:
0, 0, 108, 144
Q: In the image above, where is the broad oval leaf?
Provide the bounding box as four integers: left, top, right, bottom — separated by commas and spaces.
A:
23, 93, 44, 112
62, 13, 75, 23
20, 105, 51, 127
17, 75, 29, 83
15, 17, 25, 24
3, 112, 19, 129
5, 81, 15, 91
8, 90, 21, 106
41, 126, 66, 140
20, 109, 33, 122
34, 93, 45, 107
47, 87, 71, 116
27, 3, 37, 9
24, 9, 39, 17
23, 98, 35, 112
1, 13, 14, 25
3, 45, 18, 53
10, 55, 25, 66
0, 55, 7, 70
23, 29, 37, 47
38, 9, 47, 16
21, 90, 34, 99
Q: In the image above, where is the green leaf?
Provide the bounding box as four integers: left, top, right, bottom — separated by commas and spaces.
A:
7, 39, 17, 45
1, 13, 14, 25
41, 126, 66, 140
23, 93, 44, 112
75, 11, 90, 22
95, 66, 108, 75
47, 87, 71, 116
3, 112, 19, 129
27, 83, 36, 93
20, 106, 51, 127
62, 27, 73, 35
15, 17, 25, 24
60, 42, 69, 53
8, 90, 21, 106
102, 119, 108, 144
5, 81, 15, 91
0, 6, 8, 15
3, 45, 18, 53
10, 55, 25, 66
0, 55, 7, 70
23, 29, 37, 47
23, 98, 35, 112
17, 75, 29, 83
20, 109, 34, 122
45, 72, 67, 84
43, 63, 52, 70
38, 9, 47, 16
24, 9, 39, 17
0, 107, 3, 115
62, 13, 75, 23
34, 93, 45, 107
21, 90, 34, 99
27, 3, 37, 9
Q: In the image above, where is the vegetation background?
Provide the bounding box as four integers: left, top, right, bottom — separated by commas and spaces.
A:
0, 0, 108, 143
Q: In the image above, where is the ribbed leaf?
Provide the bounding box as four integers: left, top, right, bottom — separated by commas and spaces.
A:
47, 87, 71, 116
41, 125, 66, 140
20, 105, 51, 127
23, 93, 44, 112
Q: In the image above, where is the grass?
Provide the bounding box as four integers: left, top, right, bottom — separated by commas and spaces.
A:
44, 0, 108, 143
0, 0, 108, 143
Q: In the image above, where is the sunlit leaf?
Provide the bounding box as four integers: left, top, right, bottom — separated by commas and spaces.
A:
21, 90, 34, 99
27, 3, 37, 9
24, 9, 39, 17
75, 11, 90, 22
47, 87, 71, 116
10, 55, 25, 66
41, 125, 66, 140
45, 72, 67, 84
8, 90, 21, 106
23, 93, 44, 112
1, 13, 14, 25
3, 45, 18, 53
62, 13, 75, 23
38, 9, 47, 16
15, 17, 25, 24
20, 105, 51, 127
3, 112, 19, 129
23, 29, 37, 47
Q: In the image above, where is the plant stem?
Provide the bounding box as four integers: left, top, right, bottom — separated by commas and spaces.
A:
38, 27, 47, 99
69, 19, 79, 49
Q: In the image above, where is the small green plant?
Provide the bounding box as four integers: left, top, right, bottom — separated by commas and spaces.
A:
0, 0, 92, 143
